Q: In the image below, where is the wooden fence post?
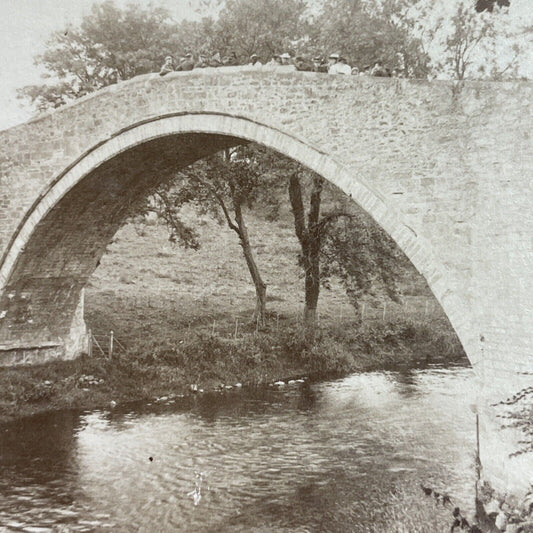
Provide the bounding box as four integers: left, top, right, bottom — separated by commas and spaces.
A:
88, 329, 92, 357
109, 330, 114, 360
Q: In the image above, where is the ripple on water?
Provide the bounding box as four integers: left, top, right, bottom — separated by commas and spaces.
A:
0, 367, 476, 532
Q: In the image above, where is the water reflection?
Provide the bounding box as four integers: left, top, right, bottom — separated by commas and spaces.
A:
0, 367, 476, 532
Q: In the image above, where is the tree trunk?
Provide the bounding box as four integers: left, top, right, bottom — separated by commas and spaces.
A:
233, 198, 267, 326
288, 172, 324, 333
304, 175, 324, 330
303, 255, 320, 329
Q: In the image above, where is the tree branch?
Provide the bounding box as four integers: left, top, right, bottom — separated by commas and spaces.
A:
191, 174, 240, 234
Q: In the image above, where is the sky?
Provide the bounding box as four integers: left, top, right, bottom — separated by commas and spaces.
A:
0, 0, 198, 130
0, 0, 531, 131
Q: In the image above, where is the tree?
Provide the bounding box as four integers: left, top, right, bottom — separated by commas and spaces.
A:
212, 0, 308, 62
443, 2, 499, 80
416, 0, 522, 80
288, 171, 324, 329
320, 211, 407, 316
18, 1, 184, 110
287, 167, 405, 331
144, 146, 283, 326
311, 0, 430, 77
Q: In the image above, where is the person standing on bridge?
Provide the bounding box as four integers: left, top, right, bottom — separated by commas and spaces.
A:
265, 54, 282, 69
313, 56, 328, 73
371, 60, 389, 77
334, 57, 352, 75
294, 55, 315, 71
208, 52, 223, 67
195, 53, 210, 68
328, 53, 350, 74
222, 52, 239, 66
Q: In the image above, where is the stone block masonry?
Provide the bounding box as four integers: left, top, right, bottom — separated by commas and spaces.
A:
0, 68, 532, 495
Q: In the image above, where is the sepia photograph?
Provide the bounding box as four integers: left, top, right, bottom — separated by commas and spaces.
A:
0, 0, 532, 531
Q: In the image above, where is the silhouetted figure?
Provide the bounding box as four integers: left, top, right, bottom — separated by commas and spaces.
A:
443, 494, 452, 506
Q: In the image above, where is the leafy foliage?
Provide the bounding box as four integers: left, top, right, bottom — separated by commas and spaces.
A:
18, 1, 181, 110
213, 0, 309, 61
18, 0, 529, 113
496, 386, 533, 456
416, 0, 523, 80
321, 211, 408, 312
139, 146, 286, 324
475, 0, 510, 13
311, 0, 430, 76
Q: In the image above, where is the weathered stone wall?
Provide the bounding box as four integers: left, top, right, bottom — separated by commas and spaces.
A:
0, 68, 531, 386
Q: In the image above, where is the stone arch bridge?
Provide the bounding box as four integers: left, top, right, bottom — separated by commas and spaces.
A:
0, 69, 532, 492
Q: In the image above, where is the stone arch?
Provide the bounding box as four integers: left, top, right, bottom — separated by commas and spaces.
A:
0, 112, 477, 367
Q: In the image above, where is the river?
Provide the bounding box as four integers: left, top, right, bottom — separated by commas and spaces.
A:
0, 366, 477, 532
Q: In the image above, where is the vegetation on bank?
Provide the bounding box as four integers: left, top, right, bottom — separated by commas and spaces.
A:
0, 202, 468, 422
0, 308, 466, 424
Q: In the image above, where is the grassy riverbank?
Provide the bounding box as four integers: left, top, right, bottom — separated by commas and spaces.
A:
0, 308, 466, 423
0, 210, 468, 423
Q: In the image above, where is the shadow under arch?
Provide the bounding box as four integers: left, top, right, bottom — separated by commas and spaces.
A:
0, 112, 478, 368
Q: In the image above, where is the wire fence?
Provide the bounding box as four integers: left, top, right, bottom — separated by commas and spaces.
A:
87, 288, 447, 347
87, 329, 126, 359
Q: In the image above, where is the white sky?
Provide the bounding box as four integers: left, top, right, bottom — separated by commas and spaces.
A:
0, 0, 197, 130
0, 0, 531, 131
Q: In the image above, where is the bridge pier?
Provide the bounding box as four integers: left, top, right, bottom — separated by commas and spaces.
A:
64, 288, 88, 360
0, 289, 87, 366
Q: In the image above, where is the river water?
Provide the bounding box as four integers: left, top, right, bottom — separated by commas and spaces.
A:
0, 366, 477, 532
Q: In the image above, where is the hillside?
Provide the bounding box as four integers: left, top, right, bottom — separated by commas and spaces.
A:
85, 194, 444, 339
0, 186, 467, 423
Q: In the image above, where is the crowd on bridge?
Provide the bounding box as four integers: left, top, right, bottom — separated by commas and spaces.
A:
159, 51, 400, 77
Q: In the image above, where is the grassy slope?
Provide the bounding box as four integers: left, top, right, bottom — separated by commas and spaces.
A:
0, 201, 467, 422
